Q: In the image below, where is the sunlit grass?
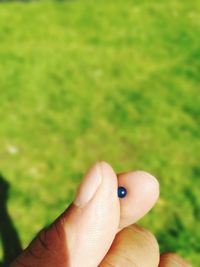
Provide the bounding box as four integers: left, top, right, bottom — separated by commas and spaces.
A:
0, 0, 199, 265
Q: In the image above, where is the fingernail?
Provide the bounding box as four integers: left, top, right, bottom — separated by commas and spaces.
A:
74, 162, 102, 207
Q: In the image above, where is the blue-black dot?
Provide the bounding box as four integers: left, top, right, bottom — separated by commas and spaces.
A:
118, 187, 127, 198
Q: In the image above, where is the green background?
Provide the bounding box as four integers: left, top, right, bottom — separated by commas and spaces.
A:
0, 0, 200, 265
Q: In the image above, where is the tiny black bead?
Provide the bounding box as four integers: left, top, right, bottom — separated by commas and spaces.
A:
118, 186, 127, 198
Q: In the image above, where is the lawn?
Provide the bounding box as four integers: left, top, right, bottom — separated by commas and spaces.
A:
0, 0, 200, 265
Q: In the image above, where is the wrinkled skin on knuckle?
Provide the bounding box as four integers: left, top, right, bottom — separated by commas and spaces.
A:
100, 224, 160, 267
159, 253, 192, 267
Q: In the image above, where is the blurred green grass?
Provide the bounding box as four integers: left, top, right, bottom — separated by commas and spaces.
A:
0, 0, 200, 265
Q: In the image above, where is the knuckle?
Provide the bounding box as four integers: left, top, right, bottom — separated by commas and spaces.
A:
160, 253, 192, 267
38, 227, 51, 251
129, 224, 159, 252
100, 224, 160, 267
100, 261, 116, 267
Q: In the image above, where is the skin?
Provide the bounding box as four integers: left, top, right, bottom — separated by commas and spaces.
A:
10, 161, 191, 267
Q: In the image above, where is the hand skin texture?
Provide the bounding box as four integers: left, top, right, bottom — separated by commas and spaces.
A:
10, 162, 192, 267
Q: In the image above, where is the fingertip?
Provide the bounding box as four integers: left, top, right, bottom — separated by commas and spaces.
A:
99, 161, 119, 190
99, 161, 117, 177
133, 170, 160, 199
118, 170, 160, 229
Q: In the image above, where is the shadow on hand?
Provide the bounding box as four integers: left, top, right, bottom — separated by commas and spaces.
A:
0, 174, 22, 267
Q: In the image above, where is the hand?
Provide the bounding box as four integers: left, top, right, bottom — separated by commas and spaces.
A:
10, 162, 191, 267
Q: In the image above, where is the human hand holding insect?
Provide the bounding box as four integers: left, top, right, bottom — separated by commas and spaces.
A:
10, 162, 191, 267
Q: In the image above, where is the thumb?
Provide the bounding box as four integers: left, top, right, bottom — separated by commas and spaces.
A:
11, 162, 120, 267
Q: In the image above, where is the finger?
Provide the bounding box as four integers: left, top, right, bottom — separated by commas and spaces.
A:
118, 171, 159, 229
11, 162, 120, 267
159, 253, 192, 267
99, 224, 160, 267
